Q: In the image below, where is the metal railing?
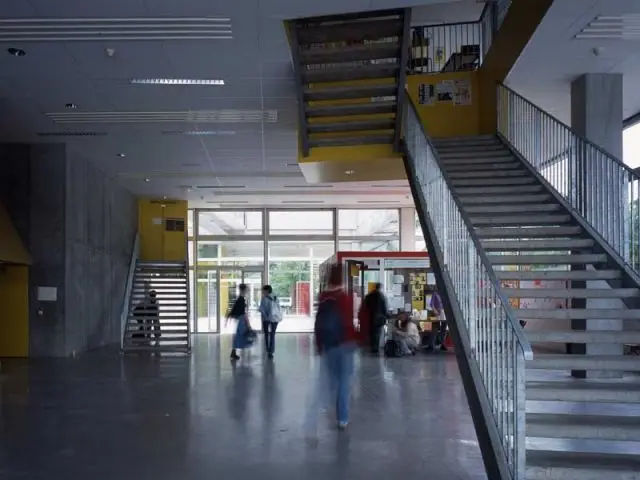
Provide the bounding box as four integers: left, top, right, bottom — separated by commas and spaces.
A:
408, 0, 512, 75
404, 95, 531, 479
120, 233, 140, 351
497, 83, 640, 273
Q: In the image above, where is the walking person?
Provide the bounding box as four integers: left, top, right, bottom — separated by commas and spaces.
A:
314, 264, 357, 430
363, 283, 389, 355
259, 285, 282, 359
428, 285, 448, 351
227, 284, 253, 361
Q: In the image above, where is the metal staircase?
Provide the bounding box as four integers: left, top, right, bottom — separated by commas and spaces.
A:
431, 135, 640, 479
289, 8, 411, 156
122, 261, 190, 354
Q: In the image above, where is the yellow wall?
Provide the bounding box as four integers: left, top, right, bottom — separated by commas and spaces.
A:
138, 199, 188, 262
0, 265, 29, 357
406, 71, 480, 138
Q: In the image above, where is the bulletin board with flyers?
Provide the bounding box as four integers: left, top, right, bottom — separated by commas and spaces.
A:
410, 272, 427, 311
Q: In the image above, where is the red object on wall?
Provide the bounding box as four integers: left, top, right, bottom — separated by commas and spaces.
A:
295, 281, 310, 316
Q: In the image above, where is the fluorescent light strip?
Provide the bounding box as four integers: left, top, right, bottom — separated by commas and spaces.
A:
131, 78, 224, 85
196, 185, 245, 189
163, 130, 235, 136
282, 201, 325, 205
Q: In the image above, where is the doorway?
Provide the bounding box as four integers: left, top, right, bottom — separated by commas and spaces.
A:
195, 267, 264, 334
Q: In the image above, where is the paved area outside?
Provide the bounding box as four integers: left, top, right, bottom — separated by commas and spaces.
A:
0, 335, 486, 480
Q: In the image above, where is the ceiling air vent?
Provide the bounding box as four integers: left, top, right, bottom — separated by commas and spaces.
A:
0, 17, 232, 42
576, 15, 640, 39
46, 110, 277, 124
37, 131, 107, 137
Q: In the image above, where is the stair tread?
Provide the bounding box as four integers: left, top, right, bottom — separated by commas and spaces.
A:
309, 134, 393, 147
300, 43, 401, 64
526, 330, 640, 343
308, 118, 395, 133
296, 18, 403, 45
490, 254, 606, 264
526, 450, 640, 479
304, 84, 397, 102
528, 354, 640, 370
482, 239, 595, 251
303, 64, 400, 83
460, 194, 552, 204
514, 308, 640, 320
476, 226, 582, 237
504, 288, 638, 298
305, 101, 396, 117
496, 270, 621, 280
471, 214, 572, 225
527, 380, 640, 404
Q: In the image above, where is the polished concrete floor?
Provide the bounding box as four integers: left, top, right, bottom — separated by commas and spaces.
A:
0, 335, 486, 480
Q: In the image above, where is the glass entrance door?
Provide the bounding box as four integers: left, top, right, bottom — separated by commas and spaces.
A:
219, 268, 264, 334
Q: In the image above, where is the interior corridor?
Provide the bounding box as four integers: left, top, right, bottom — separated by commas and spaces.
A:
0, 335, 485, 480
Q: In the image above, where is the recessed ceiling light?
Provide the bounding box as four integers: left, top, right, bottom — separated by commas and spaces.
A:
117, 153, 126, 158
130, 78, 224, 86
7, 47, 25, 57
144, 178, 150, 183
345, 170, 355, 175
65, 103, 78, 109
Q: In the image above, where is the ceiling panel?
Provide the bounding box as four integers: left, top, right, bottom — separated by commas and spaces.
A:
29, 0, 150, 17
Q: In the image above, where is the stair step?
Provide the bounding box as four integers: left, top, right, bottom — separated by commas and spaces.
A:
526, 330, 640, 344
308, 118, 395, 133
515, 308, 640, 320
475, 226, 582, 238
490, 254, 607, 265
451, 176, 536, 186
309, 134, 393, 147
528, 412, 640, 441
471, 214, 572, 226
300, 43, 401, 64
304, 84, 397, 102
465, 204, 560, 214
439, 151, 513, 160
445, 162, 522, 172
460, 194, 552, 205
482, 238, 595, 251
496, 270, 621, 281
123, 344, 189, 352
527, 380, 640, 403
432, 134, 496, 144
126, 321, 188, 328
303, 64, 399, 83
528, 354, 640, 371
448, 169, 527, 179
436, 143, 505, 152
505, 288, 638, 299
296, 18, 403, 45
125, 333, 189, 340
305, 101, 396, 118
526, 450, 640, 480
456, 185, 544, 195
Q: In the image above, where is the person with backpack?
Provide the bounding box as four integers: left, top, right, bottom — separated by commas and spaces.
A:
259, 284, 282, 359
314, 264, 357, 429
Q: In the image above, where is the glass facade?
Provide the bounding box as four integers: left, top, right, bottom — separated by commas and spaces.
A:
188, 207, 420, 333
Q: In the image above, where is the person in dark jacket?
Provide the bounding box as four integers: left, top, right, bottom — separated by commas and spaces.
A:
227, 284, 251, 361
363, 283, 389, 355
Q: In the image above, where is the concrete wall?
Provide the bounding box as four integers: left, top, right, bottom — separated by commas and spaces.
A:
65, 156, 137, 355
0, 143, 137, 357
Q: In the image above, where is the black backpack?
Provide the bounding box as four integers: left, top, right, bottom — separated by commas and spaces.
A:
384, 339, 402, 358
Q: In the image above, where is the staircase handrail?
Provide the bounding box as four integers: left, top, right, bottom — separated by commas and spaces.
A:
497, 83, 640, 274
404, 93, 531, 479
120, 232, 140, 351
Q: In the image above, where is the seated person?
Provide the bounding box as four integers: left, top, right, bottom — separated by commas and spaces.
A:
392, 314, 421, 356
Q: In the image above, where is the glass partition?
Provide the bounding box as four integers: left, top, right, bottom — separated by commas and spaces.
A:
268, 210, 334, 236
198, 210, 263, 236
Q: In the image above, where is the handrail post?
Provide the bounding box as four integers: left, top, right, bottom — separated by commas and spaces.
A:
121, 233, 140, 351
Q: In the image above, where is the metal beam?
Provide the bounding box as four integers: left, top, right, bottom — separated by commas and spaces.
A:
393, 8, 411, 152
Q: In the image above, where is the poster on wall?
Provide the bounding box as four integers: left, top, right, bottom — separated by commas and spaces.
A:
436, 80, 455, 103
453, 79, 472, 105
418, 83, 435, 105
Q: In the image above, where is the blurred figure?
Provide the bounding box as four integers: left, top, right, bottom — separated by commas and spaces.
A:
227, 284, 252, 361
428, 285, 448, 351
363, 283, 389, 355
392, 314, 420, 356
259, 284, 282, 359
314, 264, 357, 429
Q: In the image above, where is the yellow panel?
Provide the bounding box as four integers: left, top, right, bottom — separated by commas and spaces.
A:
0, 202, 31, 265
138, 199, 187, 262
0, 265, 29, 357
406, 71, 480, 138
477, 0, 554, 133
299, 150, 406, 183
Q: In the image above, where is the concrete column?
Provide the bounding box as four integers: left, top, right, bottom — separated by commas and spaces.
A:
400, 207, 416, 251
570, 73, 625, 377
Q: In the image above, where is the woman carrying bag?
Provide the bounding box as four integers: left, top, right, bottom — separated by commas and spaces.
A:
227, 284, 255, 361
